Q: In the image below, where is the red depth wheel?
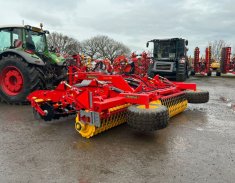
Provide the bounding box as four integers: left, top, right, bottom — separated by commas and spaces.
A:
0, 66, 24, 96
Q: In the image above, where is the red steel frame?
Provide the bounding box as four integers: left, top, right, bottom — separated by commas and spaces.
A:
193, 47, 200, 73
221, 47, 235, 74
193, 46, 212, 75
205, 47, 211, 74
28, 66, 196, 119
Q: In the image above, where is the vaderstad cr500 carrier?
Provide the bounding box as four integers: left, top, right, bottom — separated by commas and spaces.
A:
28, 65, 209, 138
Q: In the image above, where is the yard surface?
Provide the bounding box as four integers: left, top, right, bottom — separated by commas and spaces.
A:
0, 76, 234, 183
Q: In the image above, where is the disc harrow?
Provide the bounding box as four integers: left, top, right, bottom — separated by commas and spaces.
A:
28, 66, 209, 138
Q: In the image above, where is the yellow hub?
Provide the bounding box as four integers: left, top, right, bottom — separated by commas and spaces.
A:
137, 104, 160, 109
75, 116, 96, 138
75, 107, 128, 138
150, 100, 162, 105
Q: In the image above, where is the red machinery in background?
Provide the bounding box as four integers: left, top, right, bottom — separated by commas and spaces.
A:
220, 47, 235, 74
131, 52, 151, 76
192, 47, 211, 76
69, 52, 151, 76
192, 47, 208, 76
192, 46, 235, 76
113, 52, 151, 76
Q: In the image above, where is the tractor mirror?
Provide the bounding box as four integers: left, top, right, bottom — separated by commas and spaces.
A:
44, 30, 50, 34
146, 42, 149, 48
50, 46, 56, 52
185, 40, 188, 46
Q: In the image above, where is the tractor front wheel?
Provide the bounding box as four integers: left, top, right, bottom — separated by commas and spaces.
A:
0, 55, 43, 104
127, 104, 169, 131
176, 63, 187, 81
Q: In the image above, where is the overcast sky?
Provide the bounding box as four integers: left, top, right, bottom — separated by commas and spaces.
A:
1, 0, 235, 55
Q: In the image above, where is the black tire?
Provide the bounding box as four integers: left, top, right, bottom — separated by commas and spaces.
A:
191, 70, 195, 76
148, 71, 156, 78
176, 63, 187, 81
216, 71, 221, 76
40, 103, 55, 121
147, 63, 155, 78
0, 55, 43, 104
127, 104, 169, 131
207, 72, 211, 76
184, 90, 209, 103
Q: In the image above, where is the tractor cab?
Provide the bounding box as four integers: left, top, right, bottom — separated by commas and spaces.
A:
147, 38, 190, 81
0, 25, 48, 53
148, 39, 187, 60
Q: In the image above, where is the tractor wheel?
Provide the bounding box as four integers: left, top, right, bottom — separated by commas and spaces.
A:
191, 70, 195, 76
0, 55, 43, 104
148, 71, 156, 78
147, 63, 155, 78
184, 90, 209, 103
216, 71, 221, 76
176, 63, 187, 81
127, 104, 169, 131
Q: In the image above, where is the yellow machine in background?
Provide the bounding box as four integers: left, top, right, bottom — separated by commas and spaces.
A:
210, 58, 220, 75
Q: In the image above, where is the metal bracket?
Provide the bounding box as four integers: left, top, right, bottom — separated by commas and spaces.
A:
79, 110, 101, 127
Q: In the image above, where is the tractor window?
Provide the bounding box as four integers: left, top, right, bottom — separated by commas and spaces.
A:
155, 41, 176, 59
0, 28, 22, 52
0, 29, 11, 52
26, 30, 46, 52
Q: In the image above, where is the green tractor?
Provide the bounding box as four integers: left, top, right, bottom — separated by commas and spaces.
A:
0, 24, 67, 104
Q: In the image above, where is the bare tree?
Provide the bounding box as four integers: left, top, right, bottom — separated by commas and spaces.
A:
81, 36, 102, 59
209, 40, 230, 60
99, 39, 131, 63
81, 35, 131, 62
47, 32, 81, 55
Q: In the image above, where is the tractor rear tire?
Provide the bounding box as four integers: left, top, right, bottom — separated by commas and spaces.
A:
0, 55, 43, 104
184, 90, 209, 103
176, 63, 187, 81
127, 104, 169, 131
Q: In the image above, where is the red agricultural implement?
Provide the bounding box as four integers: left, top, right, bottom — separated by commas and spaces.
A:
192, 46, 220, 76
220, 47, 235, 74
192, 46, 235, 76
113, 52, 151, 76
28, 66, 209, 138
68, 52, 151, 76
192, 47, 208, 75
